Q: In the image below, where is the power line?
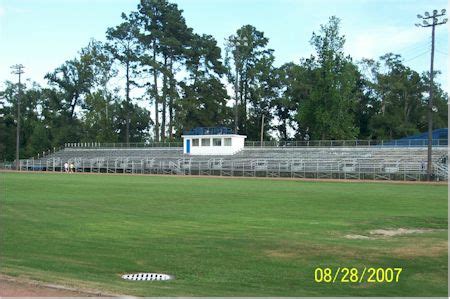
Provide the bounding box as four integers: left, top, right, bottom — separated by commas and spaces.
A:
435, 40, 448, 47
403, 49, 430, 63
397, 38, 431, 57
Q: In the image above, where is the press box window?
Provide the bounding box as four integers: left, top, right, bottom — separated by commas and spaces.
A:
201, 138, 210, 146
224, 138, 232, 146
213, 138, 222, 146
192, 139, 199, 146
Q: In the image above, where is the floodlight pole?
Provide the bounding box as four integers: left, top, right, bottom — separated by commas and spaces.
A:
427, 23, 435, 182
416, 9, 447, 181
11, 64, 25, 171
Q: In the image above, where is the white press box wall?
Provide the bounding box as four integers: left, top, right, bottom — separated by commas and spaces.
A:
181, 134, 246, 155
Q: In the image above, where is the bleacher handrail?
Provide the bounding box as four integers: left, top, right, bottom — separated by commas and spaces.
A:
62, 139, 448, 149
64, 142, 183, 149
244, 139, 448, 147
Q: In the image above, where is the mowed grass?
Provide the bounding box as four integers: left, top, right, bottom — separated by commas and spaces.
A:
0, 172, 447, 296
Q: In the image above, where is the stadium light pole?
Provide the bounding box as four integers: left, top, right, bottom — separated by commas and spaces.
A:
415, 9, 447, 181
11, 64, 25, 171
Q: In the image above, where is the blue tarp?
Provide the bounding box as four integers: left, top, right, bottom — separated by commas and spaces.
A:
383, 128, 448, 146
397, 128, 447, 141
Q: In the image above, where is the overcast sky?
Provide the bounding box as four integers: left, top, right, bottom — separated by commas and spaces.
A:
0, 0, 448, 92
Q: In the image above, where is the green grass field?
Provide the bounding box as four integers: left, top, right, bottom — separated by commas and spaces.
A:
0, 172, 447, 296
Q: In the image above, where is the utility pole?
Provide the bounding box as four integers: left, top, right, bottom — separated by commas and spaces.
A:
415, 9, 447, 181
11, 64, 25, 171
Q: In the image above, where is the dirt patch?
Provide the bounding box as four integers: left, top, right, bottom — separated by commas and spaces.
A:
344, 234, 372, 240
345, 228, 442, 240
369, 228, 438, 237
0, 279, 92, 297
265, 250, 298, 259
264, 242, 363, 260
0, 275, 119, 297
391, 241, 448, 258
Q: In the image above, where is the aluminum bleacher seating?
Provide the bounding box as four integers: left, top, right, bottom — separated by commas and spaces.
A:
20, 143, 448, 181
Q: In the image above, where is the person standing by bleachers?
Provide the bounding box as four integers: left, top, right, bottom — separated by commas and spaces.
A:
64, 162, 69, 173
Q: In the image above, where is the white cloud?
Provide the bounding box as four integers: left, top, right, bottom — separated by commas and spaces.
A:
0, 6, 5, 17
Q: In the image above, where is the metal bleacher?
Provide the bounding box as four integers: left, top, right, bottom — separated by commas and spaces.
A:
18, 140, 449, 181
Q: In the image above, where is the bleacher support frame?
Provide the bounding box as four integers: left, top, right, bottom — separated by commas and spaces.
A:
10, 140, 449, 182
17, 158, 448, 182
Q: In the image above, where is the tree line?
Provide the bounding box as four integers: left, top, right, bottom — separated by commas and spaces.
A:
1, 0, 448, 160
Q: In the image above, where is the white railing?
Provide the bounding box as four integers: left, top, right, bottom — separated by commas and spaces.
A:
434, 163, 448, 181
61, 139, 448, 149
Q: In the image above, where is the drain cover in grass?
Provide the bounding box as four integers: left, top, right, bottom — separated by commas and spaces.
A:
121, 273, 172, 281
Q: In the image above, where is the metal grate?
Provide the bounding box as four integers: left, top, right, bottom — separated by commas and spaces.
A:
121, 273, 172, 281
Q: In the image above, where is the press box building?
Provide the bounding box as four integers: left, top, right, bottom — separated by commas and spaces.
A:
182, 127, 247, 155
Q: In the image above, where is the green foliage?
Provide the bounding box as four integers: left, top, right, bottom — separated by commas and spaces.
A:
81, 91, 119, 142
275, 62, 312, 140
176, 33, 231, 136
225, 25, 277, 138
177, 78, 231, 135
106, 15, 142, 144
80, 91, 152, 143
421, 71, 448, 131
0, 81, 57, 160
134, 0, 193, 141
116, 101, 153, 142
296, 16, 360, 140
0, 83, 16, 160
361, 53, 448, 140
25, 123, 51, 157
1, 3, 448, 159
44, 40, 115, 119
